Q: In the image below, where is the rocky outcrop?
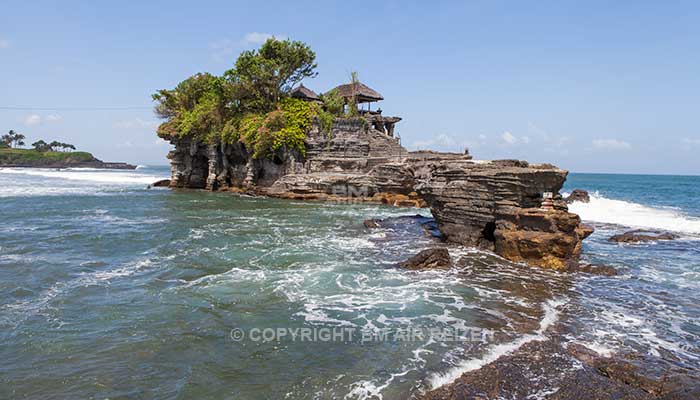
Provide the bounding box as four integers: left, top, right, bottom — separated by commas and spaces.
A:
415, 160, 593, 269
609, 230, 679, 243
565, 189, 591, 203
363, 219, 381, 228
398, 248, 452, 270
166, 117, 592, 269
152, 179, 171, 187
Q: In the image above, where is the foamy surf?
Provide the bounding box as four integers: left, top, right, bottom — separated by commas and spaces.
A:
567, 192, 700, 235
428, 298, 566, 390
0, 167, 167, 185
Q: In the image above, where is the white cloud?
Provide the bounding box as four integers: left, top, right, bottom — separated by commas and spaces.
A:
501, 131, 517, 145
22, 113, 63, 126
153, 138, 170, 147
242, 32, 285, 45
592, 138, 631, 150
478, 134, 487, 143
682, 138, 700, 147
24, 114, 42, 126
114, 118, 158, 130
210, 32, 286, 61
410, 134, 473, 152
0, 39, 9, 49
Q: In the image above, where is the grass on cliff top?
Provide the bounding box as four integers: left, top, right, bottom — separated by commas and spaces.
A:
0, 148, 96, 164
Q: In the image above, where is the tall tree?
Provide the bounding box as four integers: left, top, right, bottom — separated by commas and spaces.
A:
2, 130, 16, 147
224, 38, 317, 112
12, 132, 25, 148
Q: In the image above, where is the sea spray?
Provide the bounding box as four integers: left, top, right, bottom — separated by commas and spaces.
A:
568, 191, 700, 235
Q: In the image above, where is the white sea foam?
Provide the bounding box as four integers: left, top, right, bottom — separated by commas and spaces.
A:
0, 167, 166, 185
428, 298, 566, 390
567, 192, 700, 235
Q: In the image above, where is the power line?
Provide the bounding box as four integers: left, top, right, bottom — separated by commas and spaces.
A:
0, 106, 153, 111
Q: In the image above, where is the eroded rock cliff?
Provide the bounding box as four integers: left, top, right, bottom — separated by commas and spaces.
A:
415, 160, 593, 269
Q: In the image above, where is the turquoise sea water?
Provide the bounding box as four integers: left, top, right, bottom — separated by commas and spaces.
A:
1, 167, 698, 398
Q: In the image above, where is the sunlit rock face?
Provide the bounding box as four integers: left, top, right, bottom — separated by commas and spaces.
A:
415, 160, 593, 269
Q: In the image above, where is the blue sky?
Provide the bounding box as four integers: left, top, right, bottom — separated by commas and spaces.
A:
1, 1, 699, 174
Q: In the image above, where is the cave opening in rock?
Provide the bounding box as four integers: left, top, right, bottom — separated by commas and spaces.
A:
482, 221, 496, 242
190, 154, 209, 189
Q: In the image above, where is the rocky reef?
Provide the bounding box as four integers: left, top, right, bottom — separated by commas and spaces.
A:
415, 160, 593, 269
165, 116, 592, 269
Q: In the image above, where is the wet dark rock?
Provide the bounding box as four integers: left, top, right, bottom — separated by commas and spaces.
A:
565, 189, 591, 204
422, 339, 700, 400
609, 230, 680, 243
398, 248, 452, 270
568, 263, 618, 276
422, 340, 656, 400
363, 219, 381, 229
152, 179, 171, 187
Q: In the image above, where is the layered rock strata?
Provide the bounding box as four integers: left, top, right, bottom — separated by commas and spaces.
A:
414, 160, 593, 269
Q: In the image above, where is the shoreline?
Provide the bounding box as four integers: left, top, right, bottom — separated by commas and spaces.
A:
0, 162, 137, 170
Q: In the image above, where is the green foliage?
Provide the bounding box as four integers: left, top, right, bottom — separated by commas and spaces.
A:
225, 38, 317, 112
153, 38, 320, 158
346, 71, 360, 117
32, 140, 50, 152
2, 130, 26, 148
236, 98, 315, 159
153, 73, 227, 142
0, 148, 95, 165
319, 88, 344, 116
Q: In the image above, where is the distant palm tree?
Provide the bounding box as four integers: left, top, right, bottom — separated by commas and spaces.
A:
2, 130, 16, 147
12, 133, 26, 148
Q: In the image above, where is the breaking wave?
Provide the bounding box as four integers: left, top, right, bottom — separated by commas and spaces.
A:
0, 167, 166, 185
567, 191, 700, 235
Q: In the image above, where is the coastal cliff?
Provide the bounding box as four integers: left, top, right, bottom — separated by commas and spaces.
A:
164, 118, 592, 269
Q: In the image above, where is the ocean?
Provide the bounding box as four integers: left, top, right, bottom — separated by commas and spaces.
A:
1, 166, 698, 399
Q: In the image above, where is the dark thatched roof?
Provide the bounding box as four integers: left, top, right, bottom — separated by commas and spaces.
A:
290, 84, 320, 101
330, 81, 384, 103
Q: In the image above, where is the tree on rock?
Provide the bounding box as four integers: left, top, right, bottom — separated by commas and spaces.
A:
153, 38, 321, 159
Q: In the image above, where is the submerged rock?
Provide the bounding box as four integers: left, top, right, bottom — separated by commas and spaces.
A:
363, 219, 381, 228
609, 230, 679, 243
398, 248, 452, 270
565, 189, 591, 203
152, 179, 171, 187
567, 263, 618, 276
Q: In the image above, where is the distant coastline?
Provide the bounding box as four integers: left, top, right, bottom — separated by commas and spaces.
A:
0, 148, 136, 170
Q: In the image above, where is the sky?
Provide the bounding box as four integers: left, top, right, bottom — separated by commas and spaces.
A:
1, 1, 699, 174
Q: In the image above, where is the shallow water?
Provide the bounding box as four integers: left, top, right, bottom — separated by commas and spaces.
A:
0, 167, 698, 398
